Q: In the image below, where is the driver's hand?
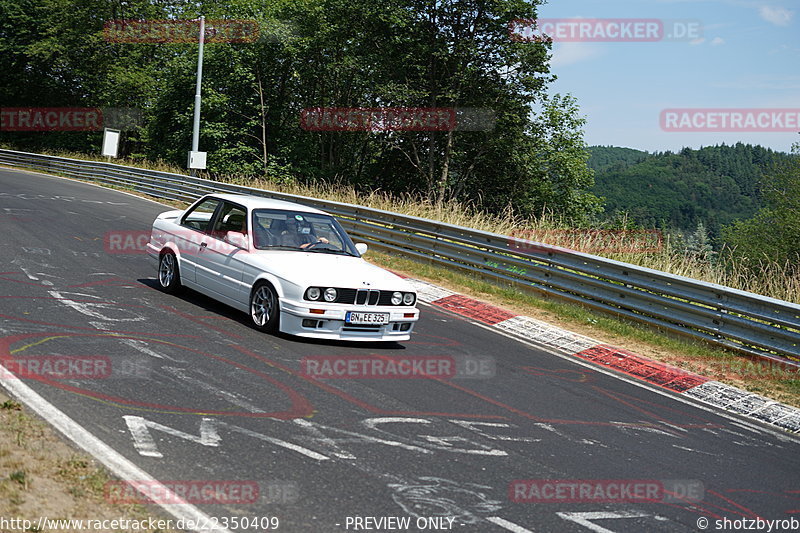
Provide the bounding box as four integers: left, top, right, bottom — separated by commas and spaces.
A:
300, 237, 329, 249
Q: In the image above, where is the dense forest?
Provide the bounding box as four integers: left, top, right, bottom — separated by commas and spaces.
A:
589, 142, 799, 269
1, 0, 797, 270
0, 0, 601, 220
589, 143, 791, 240
587, 146, 649, 172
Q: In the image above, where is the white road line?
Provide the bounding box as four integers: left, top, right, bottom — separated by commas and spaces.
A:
448, 420, 542, 442
163, 366, 265, 413
0, 362, 232, 533
123, 415, 221, 458
486, 516, 535, 532
48, 290, 145, 323
18, 266, 39, 280
556, 511, 650, 533
292, 419, 356, 459
222, 422, 331, 461
671, 444, 714, 455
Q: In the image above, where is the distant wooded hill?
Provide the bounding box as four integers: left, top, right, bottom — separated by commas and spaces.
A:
588, 143, 789, 236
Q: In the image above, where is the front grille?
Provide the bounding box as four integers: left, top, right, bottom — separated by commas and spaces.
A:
378, 292, 396, 306
356, 289, 381, 305
307, 287, 409, 306
335, 288, 357, 304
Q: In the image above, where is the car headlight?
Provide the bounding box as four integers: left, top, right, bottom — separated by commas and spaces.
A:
391, 291, 403, 305
403, 292, 415, 305
306, 287, 321, 300
323, 287, 338, 302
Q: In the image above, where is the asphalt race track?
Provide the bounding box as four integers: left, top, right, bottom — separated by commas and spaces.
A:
0, 166, 798, 533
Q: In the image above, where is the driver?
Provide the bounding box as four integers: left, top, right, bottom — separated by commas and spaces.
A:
282, 217, 329, 249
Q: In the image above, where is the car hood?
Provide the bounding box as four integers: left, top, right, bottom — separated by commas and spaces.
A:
245, 250, 412, 290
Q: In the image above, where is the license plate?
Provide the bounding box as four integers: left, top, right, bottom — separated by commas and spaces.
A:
346, 311, 389, 325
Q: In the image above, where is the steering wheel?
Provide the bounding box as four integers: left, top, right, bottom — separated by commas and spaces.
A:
303, 239, 327, 250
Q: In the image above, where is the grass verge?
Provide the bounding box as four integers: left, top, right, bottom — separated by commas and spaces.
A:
0, 390, 178, 532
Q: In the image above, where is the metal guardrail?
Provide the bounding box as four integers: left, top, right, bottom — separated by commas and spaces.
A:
1, 148, 798, 367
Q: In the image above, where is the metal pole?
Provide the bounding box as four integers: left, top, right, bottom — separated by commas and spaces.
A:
190, 16, 205, 176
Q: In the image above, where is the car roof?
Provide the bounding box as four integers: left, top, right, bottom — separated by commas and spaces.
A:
202, 193, 328, 215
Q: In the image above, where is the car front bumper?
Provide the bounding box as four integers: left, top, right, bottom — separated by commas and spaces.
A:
278, 299, 419, 341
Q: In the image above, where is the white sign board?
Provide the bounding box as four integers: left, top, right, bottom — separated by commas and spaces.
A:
101, 128, 121, 158
188, 151, 207, 170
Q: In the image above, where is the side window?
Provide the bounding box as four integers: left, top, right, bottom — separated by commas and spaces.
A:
251, 211, 286, 249
181, 198, 219, 232
211, 202, 248, 240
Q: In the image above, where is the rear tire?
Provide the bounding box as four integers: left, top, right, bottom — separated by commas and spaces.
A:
250, 282, 279, 333
158, 251, 181, 294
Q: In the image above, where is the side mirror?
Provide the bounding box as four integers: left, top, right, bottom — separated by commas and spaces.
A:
355, 242, 368, 255
226, 231, 248, 249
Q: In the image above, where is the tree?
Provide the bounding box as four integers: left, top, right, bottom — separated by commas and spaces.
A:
685, 221, 715, 260
723, 142, 800, 266
590, 143, 786, 235
0, 0, 169, 153
3, 0, 602, 221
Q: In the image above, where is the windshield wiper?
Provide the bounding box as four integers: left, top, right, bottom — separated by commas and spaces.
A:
259, 245, 302, 251
307, 248, 354, 256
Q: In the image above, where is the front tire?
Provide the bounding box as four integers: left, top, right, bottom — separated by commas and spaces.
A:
250, 282, 279, 333
158, 251, 181, 294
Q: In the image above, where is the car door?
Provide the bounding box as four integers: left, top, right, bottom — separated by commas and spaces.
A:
194, 201, 249, 305
174, 197, 221, 284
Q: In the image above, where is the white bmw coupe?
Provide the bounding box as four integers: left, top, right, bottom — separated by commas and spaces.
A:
147, 193, 419, 341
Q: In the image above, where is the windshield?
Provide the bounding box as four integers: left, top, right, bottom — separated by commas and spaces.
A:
251, 209, 359, 255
